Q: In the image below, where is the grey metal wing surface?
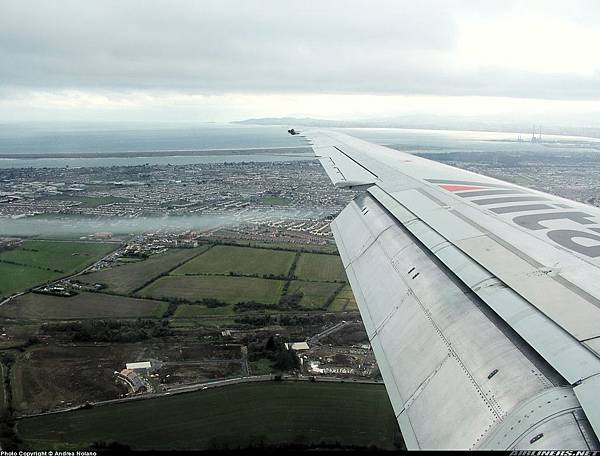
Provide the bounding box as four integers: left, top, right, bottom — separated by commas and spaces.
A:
304, 129, 600, 450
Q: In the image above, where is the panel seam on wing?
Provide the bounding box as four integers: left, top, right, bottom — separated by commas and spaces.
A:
351, 197, 508, 426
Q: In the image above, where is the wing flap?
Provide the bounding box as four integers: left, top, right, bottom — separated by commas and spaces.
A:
331, 192, 580, 449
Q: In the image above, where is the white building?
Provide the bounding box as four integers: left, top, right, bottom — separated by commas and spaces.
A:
285, 342, 309, 351
126, 361, 152, 370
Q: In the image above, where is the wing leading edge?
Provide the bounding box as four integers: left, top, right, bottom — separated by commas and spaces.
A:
304, 129, 600, 450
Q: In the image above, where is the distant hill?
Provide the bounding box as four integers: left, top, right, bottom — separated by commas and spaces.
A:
234, 117, 344, 127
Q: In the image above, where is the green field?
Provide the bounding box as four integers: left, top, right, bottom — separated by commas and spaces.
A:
0, 240, 115, 273
260, 196, 290, 206
330, 285, 358, 311
45, 195, 128, 208
73, 196, 128, 208
173, 245, 295, 277
140, 275, 285, 305
288, 281, 342, 309
133, 245, 355, 312
295, 253, 347, 282
211, 239, 339, 254
250, 358, 274, 375
0, 292, 167, 320
0, 241, 115, 298
0, 263, 59, 298
17, 382, 401, 450
78, 247, 208, 294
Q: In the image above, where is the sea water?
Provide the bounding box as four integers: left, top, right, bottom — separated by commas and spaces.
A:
1, 122, 600, 169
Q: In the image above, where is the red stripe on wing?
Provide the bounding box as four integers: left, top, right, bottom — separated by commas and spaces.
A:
439, 184, 484, 192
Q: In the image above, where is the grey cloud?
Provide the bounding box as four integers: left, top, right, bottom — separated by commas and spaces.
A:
1, 0, 600, 99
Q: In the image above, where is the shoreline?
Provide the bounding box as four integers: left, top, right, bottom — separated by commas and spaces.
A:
0, 145, 312, 160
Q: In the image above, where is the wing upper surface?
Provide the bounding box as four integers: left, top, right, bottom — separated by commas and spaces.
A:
308, 129, 600, 345
305, 128, 600, 449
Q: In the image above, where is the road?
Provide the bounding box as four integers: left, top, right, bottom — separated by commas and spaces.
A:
16, 374, 383, 419
309, 319, 358, 344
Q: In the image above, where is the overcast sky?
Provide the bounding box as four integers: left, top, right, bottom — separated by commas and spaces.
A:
2, 0, 600, 122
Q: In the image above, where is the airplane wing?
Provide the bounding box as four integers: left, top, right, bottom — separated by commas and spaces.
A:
304, 129, 600, 450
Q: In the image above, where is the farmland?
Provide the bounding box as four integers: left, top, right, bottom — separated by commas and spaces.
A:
224, 239, 339, 255
139, 275, 285, 305
45, 195, 129, 208
260, 196, 290, 206
0, 238, 367, 448
77, 246, 209, 294
0, 292, 167, 320
0, 240, 115, 274
287, 281, 343, 309
295, 253, 347, 282
0, 240, 116, 298
330, 285, 358, 312
172, 245, 296, 277
17, 382, 401, 450
0, 242, 357, 322
0, 263, 57, 298
134, 244, 354, 313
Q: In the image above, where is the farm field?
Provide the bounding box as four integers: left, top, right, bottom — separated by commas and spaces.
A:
78, 246, 209, 294
0, 240, 115, 274
0, 234, 370, 451
139, 275, 285, 305
250, 358, 274, 375
17, 382, 401, 450
129, 244, 355, 313
0, 292, 167, 320
295, 253, 347, 282
329, 285, 358, 312
287, 281, 342, 309
0, 263, 58, 298
221, 239, 339, 254
0, 240, 115, 298
172, 245, 295, 277
260, 196, 290, 206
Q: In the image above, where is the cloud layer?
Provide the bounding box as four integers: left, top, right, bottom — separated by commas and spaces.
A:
3, 0, 600, 122
2, 0, 600, 100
